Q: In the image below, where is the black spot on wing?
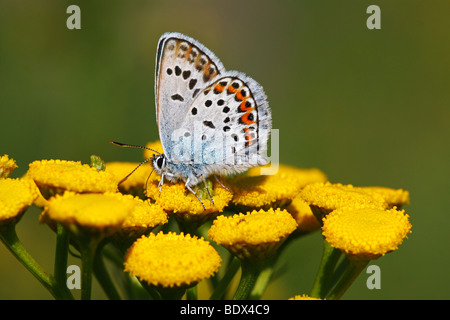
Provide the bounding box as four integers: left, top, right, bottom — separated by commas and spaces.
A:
203, 121, 215, 129
175, 66, 182, 76
189, 78, 197, 90
171, 94, 184, 101
182, 70, 191, 80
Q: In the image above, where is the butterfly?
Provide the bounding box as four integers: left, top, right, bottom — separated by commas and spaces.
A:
112, 32, 272, 209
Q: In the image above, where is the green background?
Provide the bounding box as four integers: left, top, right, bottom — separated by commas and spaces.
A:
1, 0, 449, 299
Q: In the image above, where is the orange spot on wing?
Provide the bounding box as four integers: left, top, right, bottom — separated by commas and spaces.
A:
214, 83, 225, 93
240, 112, 256, 125
235, 89, 247, 101
239, 100, 253, 112
243, 128, 254, 146
227, 85, 238, 94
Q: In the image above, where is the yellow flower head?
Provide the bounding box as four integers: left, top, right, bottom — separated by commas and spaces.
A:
0, 155, 18, 179
27, 159, 118, 199
208, 208, 297, 260
289, 294, 323, 300
146, 176, 232, 226
124, 231, 221, 288
299, 182, 386, 220
356, 186, 410, 209
0, 178, 38, 226
116, 199, 168, 241
105, 161, 153, 197
322, 207, 412, 260
287, 195, 321, 234
228, 164, 327, 210
42, 192, 136, 235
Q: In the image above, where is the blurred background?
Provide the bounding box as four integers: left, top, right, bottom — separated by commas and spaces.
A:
1, 0, 449, 299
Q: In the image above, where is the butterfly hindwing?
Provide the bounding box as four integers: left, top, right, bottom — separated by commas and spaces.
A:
174, 71, 271, 175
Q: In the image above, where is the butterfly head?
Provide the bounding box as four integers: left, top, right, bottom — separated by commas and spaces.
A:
151, 153, 168, 175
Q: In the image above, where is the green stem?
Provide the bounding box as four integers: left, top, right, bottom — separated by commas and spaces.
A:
78, 237, 101, 300
54, 224, 69, 287
93, 244, 122, 300
325, 258, 369, 300
209, 256, 240, 300
186, 286, 197, 300
325, 255, 350, 295
0, 223, 72, 299
249, 256, 276, 300
232, 259, 262, 300
309, 240, 342, 298
140, 282, 162, 300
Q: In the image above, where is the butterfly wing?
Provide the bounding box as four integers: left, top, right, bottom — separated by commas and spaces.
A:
155, 32, 225, 159
174, 71, 272, 176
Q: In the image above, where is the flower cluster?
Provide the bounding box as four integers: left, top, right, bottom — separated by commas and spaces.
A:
0, 145, 412, 300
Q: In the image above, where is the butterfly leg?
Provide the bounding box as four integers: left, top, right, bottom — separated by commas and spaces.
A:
201, 175, 215, 207
158, 173, 166, 196
159, 172, 177, 196
185, 178, 206, 210
214, 175, 230, 192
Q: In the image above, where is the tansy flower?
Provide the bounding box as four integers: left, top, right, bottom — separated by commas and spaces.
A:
114, 199, 168, 243
247, 164, 327, 185
289, 294, 323, 300
124, 231, 221, 289
0, 155, 18, 179
299, 182, 386, 221
287, 195, 321, 234
0, 178, 38, 226
105, 161, 153, 198
42, 192, 136, 236
356, 186, 410, 209
146, 176, 232, 227
322, 207, 412, 260
228, 164, 327, 210
208, 208, 297, 260
27, 159, 117, 199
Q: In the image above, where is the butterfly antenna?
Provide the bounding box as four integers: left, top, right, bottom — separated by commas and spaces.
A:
110, 141, 161, 155
117, 157, 153, 185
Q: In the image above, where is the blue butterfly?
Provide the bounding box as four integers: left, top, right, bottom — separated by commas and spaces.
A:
112, 32, 272, 209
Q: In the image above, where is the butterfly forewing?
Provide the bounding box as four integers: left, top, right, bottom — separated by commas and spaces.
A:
155, 33, 224, 158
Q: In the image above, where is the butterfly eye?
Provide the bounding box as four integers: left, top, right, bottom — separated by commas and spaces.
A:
156, 156, 165, 169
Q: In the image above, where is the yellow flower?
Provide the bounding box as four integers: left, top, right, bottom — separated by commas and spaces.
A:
27, 159, 117, 199
208, 208, 297, 260
356, 186, 410, 209
42, 192, 135, 235
322, 207, 412, 260
299, 182, 386, 220
146, 176, 232, 226
289, 294, 323, 300
0, 178, 38, 226
105, 161, 153, 197
247, 164, 327, 185
287, 195, 321, 233
124, 231, 221, 288
115, 199, 168, 241
228, 164, 327, 210
0, 155, 18, 179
